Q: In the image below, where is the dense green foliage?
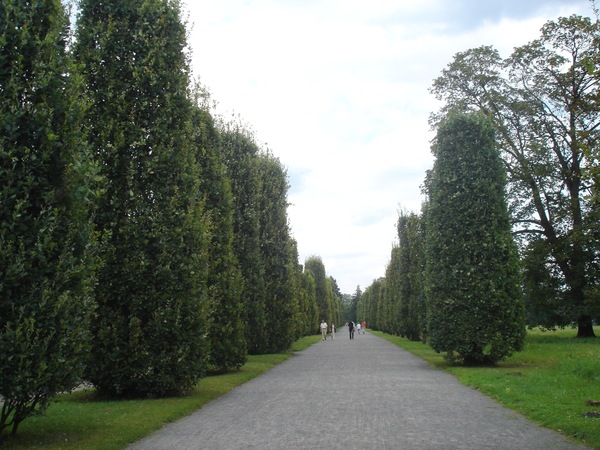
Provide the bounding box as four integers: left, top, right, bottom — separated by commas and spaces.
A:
219, 123, 307, 353
0, 0, 97, 436
191, 103, 246, 372
430, 15, 600, 337
219, 126, 267, 354
329, 277, 344, 328
4, 0, 598, 439
304, 256, 343, 330
0, 0, 340, 437
425, 112, 526, 364
74, 0, 210, 397
394, 212, 426, 341
357, 278, 384, 330
380, 247, 400, 334
359, 115, 527, 364
256, 153, 296, 352
295, 264, 320, 337
361, 13, 598, 367
344, 287, 361, 324
304, 256, 329, 323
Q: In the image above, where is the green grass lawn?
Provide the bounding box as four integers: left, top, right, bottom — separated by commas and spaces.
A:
3, 330, 599, 449
1, 335, 321, 449
372, 327, 600, 449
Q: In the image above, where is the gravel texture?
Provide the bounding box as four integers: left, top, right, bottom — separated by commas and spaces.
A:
128, 330, 590, 449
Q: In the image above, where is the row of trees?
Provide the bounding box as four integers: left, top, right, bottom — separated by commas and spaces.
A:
0, 0, 341, 437
358, 113, 526, 364
358, 14, 599, 363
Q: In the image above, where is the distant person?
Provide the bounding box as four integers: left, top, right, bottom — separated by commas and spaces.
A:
356, 322, 361, 335
348, 321, 354, 340
362, 321, 367, 333
331, 323, 336, 340
320, 319, 328, 341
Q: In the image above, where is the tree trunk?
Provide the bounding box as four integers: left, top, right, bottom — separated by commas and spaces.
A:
577, 314, 596, 338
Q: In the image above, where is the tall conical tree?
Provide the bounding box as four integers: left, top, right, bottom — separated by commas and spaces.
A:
359, 278, 384, 331
220, 124, 266, 354
329, 277, 344, 328
384, 245, 402, 335
304, 256, 331, 324
349, 286, 361, 324
396, 211, 426, 341
430, 17, 599, 337
300, 266, 320, 336
0, 0, 96, 436
191, 101, 246, 372
74, 0, 209, 397
287, 240, 303, 340
425, 112, 525, 364
256, 152, 295, 352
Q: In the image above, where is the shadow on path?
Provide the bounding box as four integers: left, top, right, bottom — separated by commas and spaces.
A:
129, 331, 589, 449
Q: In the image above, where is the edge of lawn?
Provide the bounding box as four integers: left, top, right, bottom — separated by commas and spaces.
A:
370, 328, 600, 450
3, 334, 322, 450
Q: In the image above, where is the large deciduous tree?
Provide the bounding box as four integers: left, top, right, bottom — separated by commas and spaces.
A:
0, 0, 96, 436
430, 15, 600, 337
425, 112, 525, 365
74, 0, 209, 397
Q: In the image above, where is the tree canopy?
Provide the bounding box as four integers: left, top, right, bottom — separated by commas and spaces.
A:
429, 15, 600, 336
425, 112, 526, 364
74, 0, 210, 397
0, 0, 97, 435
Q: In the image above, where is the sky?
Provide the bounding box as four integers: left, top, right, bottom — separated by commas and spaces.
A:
181, 0, 592, 294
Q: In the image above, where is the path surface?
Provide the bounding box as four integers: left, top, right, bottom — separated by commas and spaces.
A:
129, 330, 589, 450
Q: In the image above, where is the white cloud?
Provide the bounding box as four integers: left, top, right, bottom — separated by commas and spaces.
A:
182, 0, 592, 293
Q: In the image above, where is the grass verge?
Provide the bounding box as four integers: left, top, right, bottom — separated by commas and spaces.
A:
2, 334, 322, 450
371, 327, 600, 449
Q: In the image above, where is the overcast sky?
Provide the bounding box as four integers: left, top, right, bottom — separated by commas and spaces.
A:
181, 0, 592, 294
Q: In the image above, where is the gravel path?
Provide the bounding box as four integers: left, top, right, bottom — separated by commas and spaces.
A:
128, 330, 589, 449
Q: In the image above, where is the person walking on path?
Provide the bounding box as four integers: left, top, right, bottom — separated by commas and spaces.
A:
331, 323, 336, 340
320, 319, 328, 341
348, 321, 354, 339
